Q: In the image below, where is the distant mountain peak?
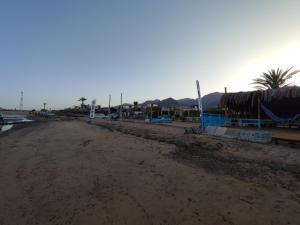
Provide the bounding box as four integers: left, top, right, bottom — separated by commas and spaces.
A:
141, 92, 223, 109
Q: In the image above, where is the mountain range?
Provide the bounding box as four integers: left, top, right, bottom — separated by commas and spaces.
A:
141, 92, 223, 109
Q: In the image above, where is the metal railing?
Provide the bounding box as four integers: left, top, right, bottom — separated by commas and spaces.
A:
201, 113, 262, 129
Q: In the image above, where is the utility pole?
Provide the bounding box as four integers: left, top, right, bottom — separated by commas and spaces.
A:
19, 91, 23, 111
257, 97, 261, 129
120, 93, 123, 119
150, 103, 153, 120
108, 95, 111, 115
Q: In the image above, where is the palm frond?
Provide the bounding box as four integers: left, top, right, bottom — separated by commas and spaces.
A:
252, 67, 299, 90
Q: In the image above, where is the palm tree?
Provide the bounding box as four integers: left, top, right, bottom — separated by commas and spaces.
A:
252, 67, 299, 90
43, 102, 47, 110
78, 97, 87, 108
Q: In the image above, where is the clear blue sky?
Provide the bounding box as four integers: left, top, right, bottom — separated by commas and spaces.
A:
1, 0, 300, 110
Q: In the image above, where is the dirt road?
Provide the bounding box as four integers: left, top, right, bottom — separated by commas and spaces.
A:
0, 120, 300, 225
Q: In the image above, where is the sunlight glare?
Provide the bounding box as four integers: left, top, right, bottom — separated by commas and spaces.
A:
233, 42, 300, 92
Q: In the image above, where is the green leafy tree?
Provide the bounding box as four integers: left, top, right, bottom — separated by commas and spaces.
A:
252, 67, 299, 90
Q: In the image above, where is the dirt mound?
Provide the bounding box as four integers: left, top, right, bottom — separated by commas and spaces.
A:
92, 120, 300, 188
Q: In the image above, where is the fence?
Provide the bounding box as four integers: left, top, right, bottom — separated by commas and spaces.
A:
201, 113, 261, 129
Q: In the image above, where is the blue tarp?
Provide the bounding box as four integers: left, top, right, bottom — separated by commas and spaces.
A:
201, 113, 261, 128
145, 118, 173, 123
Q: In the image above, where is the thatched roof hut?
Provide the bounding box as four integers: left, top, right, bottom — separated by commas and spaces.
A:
220, 86, 300, 117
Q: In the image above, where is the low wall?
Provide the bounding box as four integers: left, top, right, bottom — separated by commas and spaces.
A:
205, 126, 272, 144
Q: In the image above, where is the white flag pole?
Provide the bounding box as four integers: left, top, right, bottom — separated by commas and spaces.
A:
90, 99, 96, 119
196, 80, 204, 130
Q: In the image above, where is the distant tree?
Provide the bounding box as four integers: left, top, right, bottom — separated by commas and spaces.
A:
133, 101, 138, 109
43, 102, 47, 110
78, 97, 87, 108
252, 67, 299, 90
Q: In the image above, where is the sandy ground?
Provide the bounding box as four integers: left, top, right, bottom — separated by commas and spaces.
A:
0, 120, 300, 225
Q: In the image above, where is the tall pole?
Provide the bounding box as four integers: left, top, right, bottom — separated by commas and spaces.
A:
150, 104, 153, 120
19, 91, 23, 111
258, 97, 261, 129
196, 80, 204, 130
108, 95, 111, 115
224, 87, 228, 117
120, 93, 123, 118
